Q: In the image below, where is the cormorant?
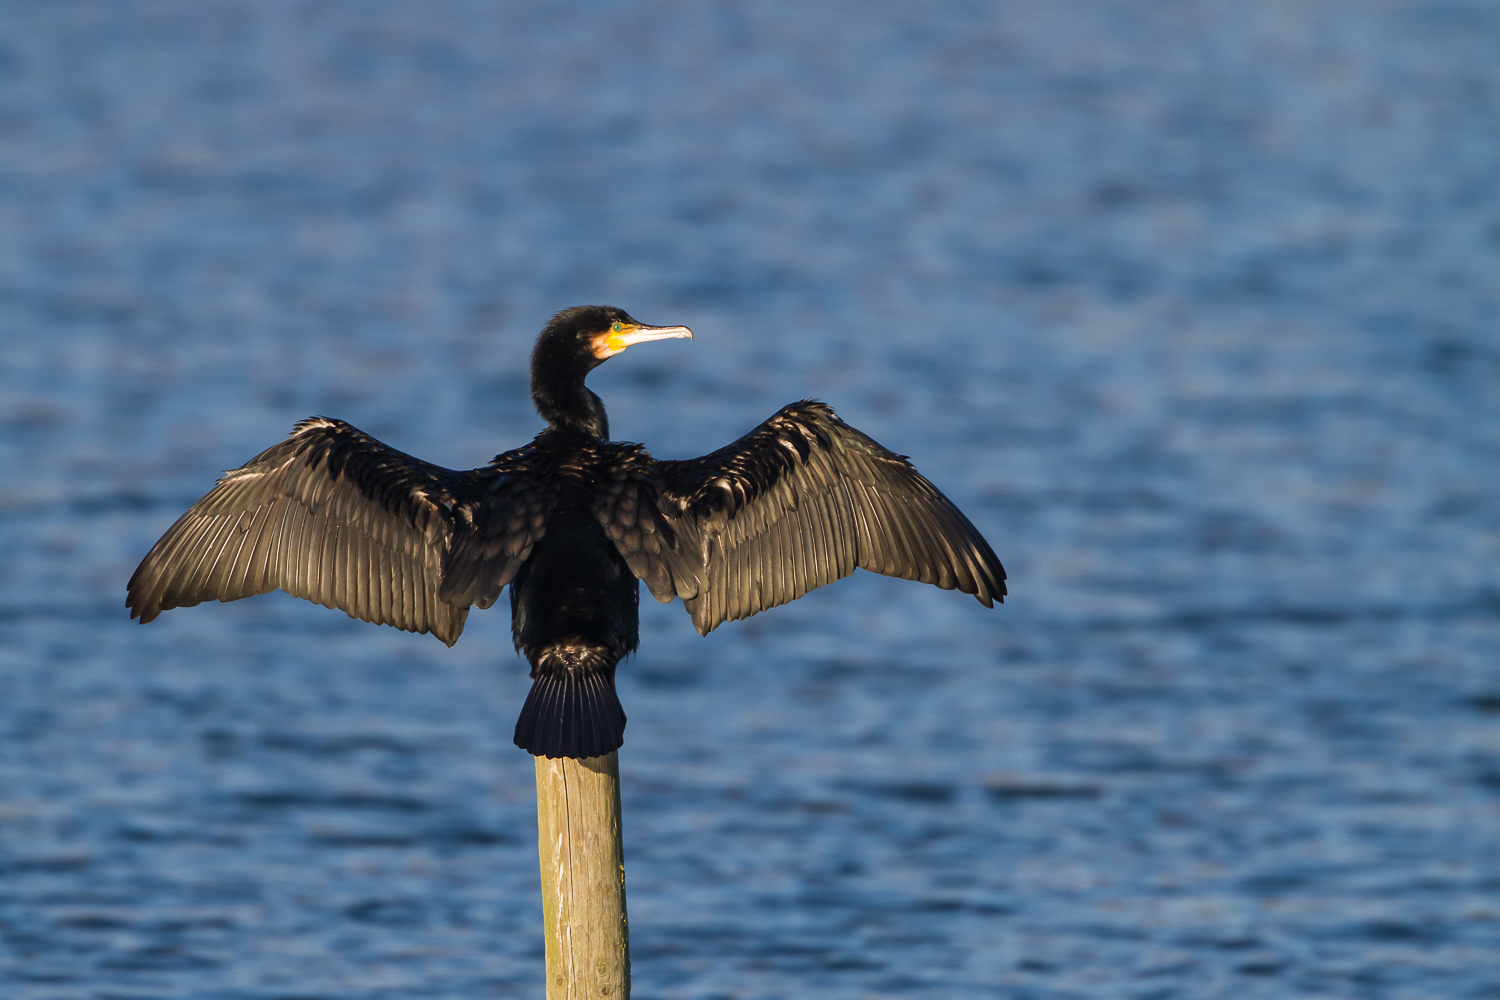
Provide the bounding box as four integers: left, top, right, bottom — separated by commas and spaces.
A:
127, 306, 1006, 759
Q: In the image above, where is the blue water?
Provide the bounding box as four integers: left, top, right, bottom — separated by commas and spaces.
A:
2, 2, 1498, 997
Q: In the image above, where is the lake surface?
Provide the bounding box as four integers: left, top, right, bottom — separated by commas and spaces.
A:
1, 2, 1498, 997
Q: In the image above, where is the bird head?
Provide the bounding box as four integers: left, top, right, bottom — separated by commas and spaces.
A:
537, 305, 692, 371
530, 305, 693, 435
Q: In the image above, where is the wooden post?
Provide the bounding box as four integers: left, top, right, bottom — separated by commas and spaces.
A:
535, 751, 630, 999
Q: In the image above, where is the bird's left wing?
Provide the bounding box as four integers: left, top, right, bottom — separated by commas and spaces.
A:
127, 418, 551, 645
596, 401, 1006, 635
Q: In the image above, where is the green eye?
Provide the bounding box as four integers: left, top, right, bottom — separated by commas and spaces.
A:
611, 321, 623, 332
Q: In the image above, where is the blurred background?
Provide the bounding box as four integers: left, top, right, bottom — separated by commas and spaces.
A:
1, 2, 1498, 997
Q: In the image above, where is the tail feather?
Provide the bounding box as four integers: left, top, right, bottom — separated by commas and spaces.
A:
514, 667, 627, 759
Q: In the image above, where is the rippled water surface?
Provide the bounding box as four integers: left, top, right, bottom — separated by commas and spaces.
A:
2, 2, 1499, 997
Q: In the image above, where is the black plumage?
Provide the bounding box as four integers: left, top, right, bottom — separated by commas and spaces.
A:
128, 306, 1006, 758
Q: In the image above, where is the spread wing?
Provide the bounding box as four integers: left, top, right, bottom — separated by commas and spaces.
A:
126, 417, 551, 646
597, 401, 1006, 635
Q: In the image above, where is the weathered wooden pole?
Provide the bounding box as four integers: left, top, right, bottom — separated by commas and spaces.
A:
535, 751, 630, 999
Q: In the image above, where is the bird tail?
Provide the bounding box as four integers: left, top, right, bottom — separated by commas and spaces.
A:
513, 661, 627, 760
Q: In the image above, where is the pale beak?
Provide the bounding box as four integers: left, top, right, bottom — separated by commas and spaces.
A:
595, 324, 693, 358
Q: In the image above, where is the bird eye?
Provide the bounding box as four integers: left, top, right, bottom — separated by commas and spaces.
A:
611, 321, 623, 333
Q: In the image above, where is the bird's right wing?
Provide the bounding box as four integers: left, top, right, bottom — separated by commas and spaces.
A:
127, 418, 551, 646
599, 401, 1005, 636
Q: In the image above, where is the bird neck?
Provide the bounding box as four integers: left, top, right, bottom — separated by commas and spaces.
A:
538, 386, 609, 438
531, 359, 610, 438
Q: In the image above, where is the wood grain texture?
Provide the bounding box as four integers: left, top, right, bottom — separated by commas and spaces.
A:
535, 752, 629, 999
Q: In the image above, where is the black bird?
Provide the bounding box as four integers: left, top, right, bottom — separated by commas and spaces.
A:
127, 306, 1006, 758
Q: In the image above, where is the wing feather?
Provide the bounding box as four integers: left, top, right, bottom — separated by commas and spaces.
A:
127, 417, 552, 646
598, 401, 1006, 635
241, 503, 280, 598
224, 505, 269, 600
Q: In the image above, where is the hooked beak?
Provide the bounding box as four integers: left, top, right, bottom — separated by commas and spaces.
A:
593, 323, 693, 359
